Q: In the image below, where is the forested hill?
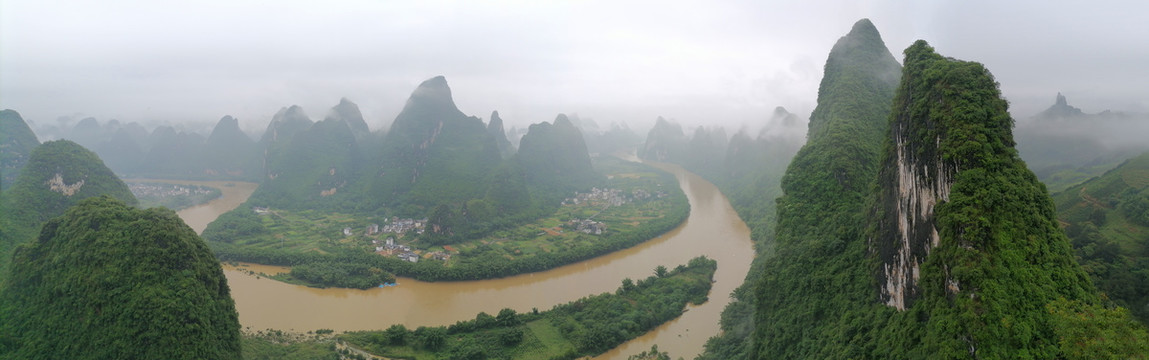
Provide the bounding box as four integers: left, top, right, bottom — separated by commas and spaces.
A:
637, 116, 686, 162
752, 30, 1149, 358
248, 103, 364, 211
0, 109, 40, 191
0, 196, 241, 359
371, 75, 503, 210
752, 18, 902, 358
1054, 150, 1149, 324
515, 114, 601, 197
0, 140, 138, 278
866, 40, 1110, 358
202, 115, 260, 179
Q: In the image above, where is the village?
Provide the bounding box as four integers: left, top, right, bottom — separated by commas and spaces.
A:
129, 182, 216, 199
337, 217, 455, 264
561, 187, 668, 207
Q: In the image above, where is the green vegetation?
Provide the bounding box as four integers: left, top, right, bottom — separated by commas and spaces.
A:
1054, 151, 1149, 324
339, 257, 716, 359
241, 330, 340, 360
0, 140, 137, 279
204, 77, 642, 286
628, 345, 674, 360
206, 157, 688, 284
744, 23, 1148, 358
128, 181, 222, 210
251, 115, 363, 211
751, 18, 901, 359
0, 196, 241, 359
0, 109, 40, 191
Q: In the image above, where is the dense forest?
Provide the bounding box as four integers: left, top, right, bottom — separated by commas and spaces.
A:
0, 139, 138, 281
0, 196, 241, 359
745, 21, 1148, 358
1054, 151, 1149, 324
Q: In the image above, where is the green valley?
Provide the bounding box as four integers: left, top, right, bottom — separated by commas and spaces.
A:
207, 155, 688, 285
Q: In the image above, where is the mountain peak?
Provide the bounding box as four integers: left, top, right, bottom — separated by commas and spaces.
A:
327, 98, 369, 134
407, 76, 458, 112
554, 113, 574, 128
1036, 92, 1085, 119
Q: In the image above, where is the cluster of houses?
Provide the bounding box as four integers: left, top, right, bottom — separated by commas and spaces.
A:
563, 187, 630, 207
380, 217, 426, 235
630, 188, 668, 200
342, 217, 427, 237
369, 237, 453, 263
129, 183, 215, 199
373, 238, 419, 262
567, 218, 607, 235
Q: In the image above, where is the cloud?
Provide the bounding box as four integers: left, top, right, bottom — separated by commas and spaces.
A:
2, 0, 1147, 137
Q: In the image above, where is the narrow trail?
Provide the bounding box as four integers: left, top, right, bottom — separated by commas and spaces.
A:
1079, 186, 1109, 209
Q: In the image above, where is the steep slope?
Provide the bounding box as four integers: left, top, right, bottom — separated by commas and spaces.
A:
250, 115, 362, 211
752, 18, 902, 358
1054, 151, 1149, 324
638, 117, 686, 162
0, 196, 241, 359
258, 105, 315, 179
868, 40, 1101, 358
514, 114, 602, 199
488, 111, 516, 159
0, 109, 40, 191
202, 115, 260, 179
0, 140, 137, 278
682, 126, 728, 179
327, 97, 371, 135
371, 76, 502, 210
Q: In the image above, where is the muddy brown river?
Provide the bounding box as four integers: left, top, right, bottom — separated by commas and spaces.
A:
167, 163, 754, 360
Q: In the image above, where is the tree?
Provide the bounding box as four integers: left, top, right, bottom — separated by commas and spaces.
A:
496, 308, 519, 327
384, 324, 408, 346
655, 265, 668, 278
415, 326, 446, 350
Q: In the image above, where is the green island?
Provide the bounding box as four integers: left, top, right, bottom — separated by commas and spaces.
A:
240, 257, 716, 360
205, 156, 688, 286
127, 181, 223, 211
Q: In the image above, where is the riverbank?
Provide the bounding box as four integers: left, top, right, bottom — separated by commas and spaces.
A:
206, 157, 690, 283
177, 162, 753, 360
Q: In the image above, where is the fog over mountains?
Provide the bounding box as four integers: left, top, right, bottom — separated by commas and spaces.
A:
3, 2, 1147, 138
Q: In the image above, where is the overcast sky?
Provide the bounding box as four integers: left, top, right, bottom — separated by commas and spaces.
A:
2, 0, 1146, 135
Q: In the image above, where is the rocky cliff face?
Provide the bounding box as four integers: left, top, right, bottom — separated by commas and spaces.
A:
873, 90, 959, 310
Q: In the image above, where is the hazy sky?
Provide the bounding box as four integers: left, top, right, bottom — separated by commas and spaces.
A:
2, 0, 1146, 135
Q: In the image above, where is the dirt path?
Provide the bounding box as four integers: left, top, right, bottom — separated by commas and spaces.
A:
1079, 186, 1110, 209
336, 340, 392, 360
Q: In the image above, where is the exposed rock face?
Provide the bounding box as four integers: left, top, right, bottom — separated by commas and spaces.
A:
46, 173, 85, 196
874, 107, 958, 310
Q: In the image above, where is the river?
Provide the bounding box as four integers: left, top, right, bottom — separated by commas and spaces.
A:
168, 164, 754, 360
